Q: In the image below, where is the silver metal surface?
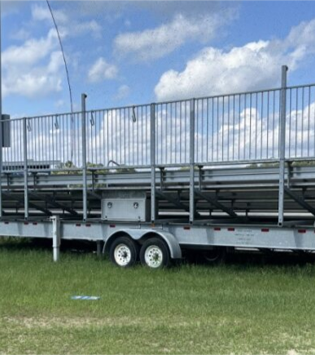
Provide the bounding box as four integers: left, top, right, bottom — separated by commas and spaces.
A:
1, 114, 10, 148
82, 94, 88, 220
23, 117, 29, 219
173, 225, 315, 251
102, 191, 148, 222
2, 219, 315, 264
278, 66, 288, 226
2, 82, 315, 172
0, 68, 315, 228
52, 216, 60, 262
3, 164, 315, 218
189, 99, 195, 223
150, 103, 156, 222
1, 67, 315, 261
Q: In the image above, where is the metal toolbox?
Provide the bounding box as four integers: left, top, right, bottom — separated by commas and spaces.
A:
101, 191, 149, 222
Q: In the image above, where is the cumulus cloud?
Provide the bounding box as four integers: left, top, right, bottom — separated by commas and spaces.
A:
3, 2, 103, 100
4, 71, 62, 99
155, 19, 315, 101
88, 58, 118, 83
3, 29, 58, 67
114, 13, 229, 61
31, 4, 102, 39
10, 28, 31, 41
2, 30, 64, 99
32, 4, 68, 23
72, 20, 102, 39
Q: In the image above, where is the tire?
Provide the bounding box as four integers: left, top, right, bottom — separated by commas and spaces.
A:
200, 247, 226, 265
109, 237, 139, 268
140, 238, 171, 269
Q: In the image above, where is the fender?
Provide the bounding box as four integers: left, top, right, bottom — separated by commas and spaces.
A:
105, 229, 182, 259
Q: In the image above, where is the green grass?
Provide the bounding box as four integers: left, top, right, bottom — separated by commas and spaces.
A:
1, 239, 315, 354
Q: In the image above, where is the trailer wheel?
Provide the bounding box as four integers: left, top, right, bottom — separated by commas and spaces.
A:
109, 237, 139, 268
200, 247, 226, 265
140, 238, 170, 269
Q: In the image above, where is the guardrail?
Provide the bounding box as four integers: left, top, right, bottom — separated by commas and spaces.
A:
2, 83, 315, 172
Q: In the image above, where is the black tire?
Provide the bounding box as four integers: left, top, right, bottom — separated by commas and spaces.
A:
109, 237, 139, 268
140, 238, 171, 269
200, 247, 226, 265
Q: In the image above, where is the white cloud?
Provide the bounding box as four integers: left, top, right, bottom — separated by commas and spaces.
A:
73, 20, 102, 39
55, 100, 66, 109
32, 4, 68, 24
10, 28, 31, 41
47, 51, 64, 74
154, 19, 315, 102
3, 30, 64, 99
114, 13, 227, 61
3, 2, 102, 100
4, 71, 62, 99
115, 85, 130, 100
3, 53, 63, 99
31, 5, 102, 39
3, 29, 57, 67
88, 58, 118, 83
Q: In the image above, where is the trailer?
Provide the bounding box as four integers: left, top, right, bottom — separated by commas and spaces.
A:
1, 66, 315, 268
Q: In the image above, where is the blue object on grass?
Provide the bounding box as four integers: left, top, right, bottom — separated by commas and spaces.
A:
71, 296, 100, 300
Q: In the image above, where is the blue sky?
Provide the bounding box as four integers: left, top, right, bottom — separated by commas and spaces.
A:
2, 1, 315, 118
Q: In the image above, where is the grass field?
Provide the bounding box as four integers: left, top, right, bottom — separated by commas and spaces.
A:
1, 239, 315, 354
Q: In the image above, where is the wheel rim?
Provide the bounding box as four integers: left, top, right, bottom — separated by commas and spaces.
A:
144, 245, 163, 268
114, 244, 132, 266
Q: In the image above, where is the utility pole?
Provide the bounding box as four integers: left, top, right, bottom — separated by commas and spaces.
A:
0, 1, 3, 218
0, 1, 2, 124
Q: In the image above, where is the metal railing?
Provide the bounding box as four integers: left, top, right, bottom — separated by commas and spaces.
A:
286, 84, 315, 159
2, 83, 315, 173
194, 89, 281, 163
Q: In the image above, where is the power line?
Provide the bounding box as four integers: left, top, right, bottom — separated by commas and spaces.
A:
46, 0, 73, 114
46, 0, 75, 161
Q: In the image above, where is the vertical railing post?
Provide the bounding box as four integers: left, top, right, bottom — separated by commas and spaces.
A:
150, 103, 156, 223
51, 216, 61, 262
278, 65, 288, 226
81, 93, 88, 221
189, 99, 196, 223
23, 117, 29, 219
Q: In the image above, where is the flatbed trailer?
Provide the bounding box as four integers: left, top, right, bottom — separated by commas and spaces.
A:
2, 66, 315, 268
